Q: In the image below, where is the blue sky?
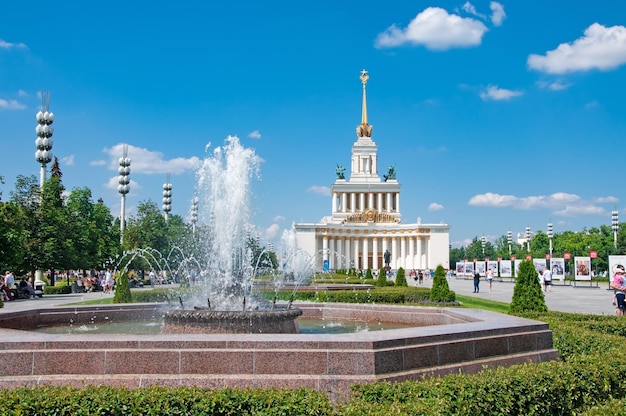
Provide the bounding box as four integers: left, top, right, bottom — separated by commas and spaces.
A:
1, 1, 626, 248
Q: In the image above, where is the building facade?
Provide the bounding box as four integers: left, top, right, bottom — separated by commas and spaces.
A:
293, 70, 450, 272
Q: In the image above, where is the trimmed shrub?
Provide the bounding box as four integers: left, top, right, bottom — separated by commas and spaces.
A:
365, 268, 373, 281
113, 272, 132, 303
44, 285, 72, 295
376, 267, 387, 287
429, 265, 455, 302
510, 260, 547, 313
395, 267, 408, 287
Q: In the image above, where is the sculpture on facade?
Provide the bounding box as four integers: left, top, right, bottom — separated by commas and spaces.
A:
384, 249, 391, 267
336, 164, 345, 179
383, 165, 396, 182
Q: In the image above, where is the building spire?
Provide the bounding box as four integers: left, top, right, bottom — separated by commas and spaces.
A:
356, 69, 373, 138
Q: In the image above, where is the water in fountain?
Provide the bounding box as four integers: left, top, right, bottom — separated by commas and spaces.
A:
163, 136, 304, 333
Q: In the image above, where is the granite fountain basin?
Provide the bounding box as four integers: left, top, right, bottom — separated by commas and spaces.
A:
0, 302, 558, 400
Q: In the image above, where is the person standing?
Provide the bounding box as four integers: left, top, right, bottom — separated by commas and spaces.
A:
611, 267, 626, 316
104, 269, 114, 293
149, 269, 156, 287
542, 268, 553, 292
473, 271, 480, 293
486, 269, 494, 291
4, 271, 14, 301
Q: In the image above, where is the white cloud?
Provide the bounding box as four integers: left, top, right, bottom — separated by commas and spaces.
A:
273, 215, 286, 222
264, 223, 281, 240
17, 90, 28, 97
490, 2, 506, 26
0, 39, 27, 49
461, 2, 485, 19
537, 80, 572, 91
468, 191, 615, 218
429, 202, 444, 211
479, 85, 523, 101
61, 155, 75, 166
90, 160, 106, 166
248, 130, 262, 139
528, 23, 626, 74
307, 185, 330, 196
103, 143, 201, 174
375, 7, 488, 50
585, 100, 599, 109
0, 99, 26, 110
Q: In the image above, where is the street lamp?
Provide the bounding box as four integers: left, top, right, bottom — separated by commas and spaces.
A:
118, 144, 131, 244
612, 210, 619, 249
481, 235, 486, 257
162, 173, 172, 222
525, 226, 531, 251
547, 222, 553, 258
190, 196, 199, 236
35, 91, 54, 189
507, 230, 512, 256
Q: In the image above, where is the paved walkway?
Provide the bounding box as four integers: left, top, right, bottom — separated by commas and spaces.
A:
411, 275, 617, 316
0, 279, 619, 316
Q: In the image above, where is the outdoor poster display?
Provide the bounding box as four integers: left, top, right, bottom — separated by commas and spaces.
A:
608, 255, 626, 280
514, 259, 522, 277
464, 261, 474, 276
487, 260, 498, 276
550, 258, 565, 281
455, 262, 464, 276
475, 261, 486, 276
533, 258, 547, 275
574, 256, 592, 281
500, 260, 512, 277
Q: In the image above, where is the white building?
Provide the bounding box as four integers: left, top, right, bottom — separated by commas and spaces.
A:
293, 70, 450, 272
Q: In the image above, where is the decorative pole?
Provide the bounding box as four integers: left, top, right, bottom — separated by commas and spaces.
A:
162, 173, 172, 221
547, 222, 554, 258
118, 144, 131, 244
612, 210, 619, 249
35, 92, 54, 189
525, 226, 531, 252
190, 196, 199, 236
481, 235, 486, 257
507, 230, 512, 256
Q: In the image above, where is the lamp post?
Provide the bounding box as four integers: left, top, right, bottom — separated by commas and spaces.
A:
35, 91, 54, 189
507, 230, 512, 256
190, 196, 199, 236
547, 222, 553, 258
525, 226, 531, 252
481, 235, 486, 257
162, 173, 172, 222
612, 210, 619, 249
118, 144, 131, 244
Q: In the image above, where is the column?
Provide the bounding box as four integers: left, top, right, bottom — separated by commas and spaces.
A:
359, 193, 365, 212
372, 236, 379, 270
337, 236, 344, 269
377, 193, 383, 212
328, 237, 335, 270
396, 193, 400, 213
322, 236, 328, 269
424, 237, 430, 269
345, 237, 351, 269
400, 236, 406, 270
416, 236, 423, 269
368, 192, 374, 210
350, 193, 356, 213
408, 235, 415, 270
353, 238, 360, 270
382, 237, 388, 263
362, 237, 369, 270
332, 192, 337, 213
391, 237, 398, 270
342, 193, 347, 213
386, 193, 392, 213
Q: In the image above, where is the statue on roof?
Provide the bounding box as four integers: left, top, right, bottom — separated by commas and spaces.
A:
383, 165, 396, 182
335, 164, 345, 180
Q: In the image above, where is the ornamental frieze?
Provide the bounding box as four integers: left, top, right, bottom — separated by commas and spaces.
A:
341, 209, 401, 224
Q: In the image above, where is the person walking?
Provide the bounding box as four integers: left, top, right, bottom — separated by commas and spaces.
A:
542, 268, 553, 292
473, 271, 480, 293
486, 268, 494, 291
611, 267, 626, 316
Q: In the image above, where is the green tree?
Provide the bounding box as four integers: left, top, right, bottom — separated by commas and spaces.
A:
429, 265, 455, 302
510, 260, 547, 313
376, 267, 387, 287
395, 267, 407, 287
113, 272, 132, 303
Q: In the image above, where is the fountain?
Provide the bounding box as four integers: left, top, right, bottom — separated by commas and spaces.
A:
0, 136, 558, 400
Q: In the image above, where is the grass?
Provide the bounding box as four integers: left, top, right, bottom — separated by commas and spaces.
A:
455, 294, 510, 313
